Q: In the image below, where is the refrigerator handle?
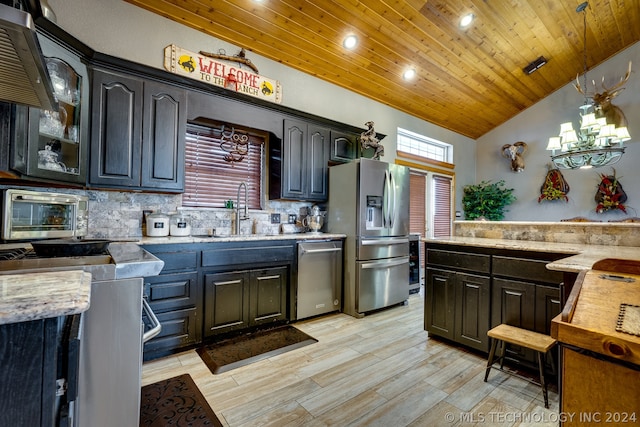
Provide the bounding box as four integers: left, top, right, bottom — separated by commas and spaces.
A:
383, 170, 391, 227
389, 172, 396, 228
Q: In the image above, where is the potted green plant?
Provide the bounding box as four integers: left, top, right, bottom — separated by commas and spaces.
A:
462, 180, 516, 220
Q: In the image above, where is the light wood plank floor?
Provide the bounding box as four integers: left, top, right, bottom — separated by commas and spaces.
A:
142, 291, 559, 426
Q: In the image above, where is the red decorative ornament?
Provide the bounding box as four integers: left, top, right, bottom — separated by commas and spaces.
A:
225, 72, 238, 91
595, 170, 627, 214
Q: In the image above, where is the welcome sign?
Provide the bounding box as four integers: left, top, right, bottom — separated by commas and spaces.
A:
164, 44, 282, 103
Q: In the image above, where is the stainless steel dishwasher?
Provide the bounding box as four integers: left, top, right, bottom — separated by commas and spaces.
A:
296, 240, 343, 320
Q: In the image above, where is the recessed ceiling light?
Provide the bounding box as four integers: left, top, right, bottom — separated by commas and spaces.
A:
343, 34, 358, 49
460, 13, 474, 28
403, 68, 416, 80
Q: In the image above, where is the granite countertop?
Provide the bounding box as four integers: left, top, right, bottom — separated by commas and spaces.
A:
137, 232, 346, 245
424, 236, 640, 273
0, 270, 91, 325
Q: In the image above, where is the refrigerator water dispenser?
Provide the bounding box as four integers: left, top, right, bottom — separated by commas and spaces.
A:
366, 195, 383, 229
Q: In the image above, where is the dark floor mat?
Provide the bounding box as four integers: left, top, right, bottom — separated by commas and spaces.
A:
140, 373, 223, 427
197, 325, 318, 374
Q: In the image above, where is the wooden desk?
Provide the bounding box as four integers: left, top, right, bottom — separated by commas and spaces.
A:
551, 269, 640, 426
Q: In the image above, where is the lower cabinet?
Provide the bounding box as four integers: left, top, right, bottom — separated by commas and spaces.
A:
0, 318, 58, 427
204, 266, 287, 337
142, 241, 294, 360
425, 267, 490, 351
425, 243, 566, 366
143, 272, 200, 361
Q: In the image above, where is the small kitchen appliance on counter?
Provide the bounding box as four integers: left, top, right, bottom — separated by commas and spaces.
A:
303, 204, 325, 233
2, 188, 88, 240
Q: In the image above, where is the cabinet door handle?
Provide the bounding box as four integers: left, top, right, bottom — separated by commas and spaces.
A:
257, 275, 280, 280
213, 279, 242, 286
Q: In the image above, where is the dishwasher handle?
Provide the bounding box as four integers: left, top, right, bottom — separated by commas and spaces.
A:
300, 247, 342, 255
142, 298, 162, 343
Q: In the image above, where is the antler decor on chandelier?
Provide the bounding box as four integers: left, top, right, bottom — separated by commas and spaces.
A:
546, 2, 631, 170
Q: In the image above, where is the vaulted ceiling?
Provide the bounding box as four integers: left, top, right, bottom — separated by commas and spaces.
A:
125, 0, 640, 139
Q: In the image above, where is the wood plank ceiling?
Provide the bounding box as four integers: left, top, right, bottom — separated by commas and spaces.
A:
125, 0, 640, 139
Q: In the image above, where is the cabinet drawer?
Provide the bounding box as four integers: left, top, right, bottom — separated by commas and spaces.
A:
493, 256, 563, 284
143, 307, 199, 360
202, 244, 294, 267
426, 249, 490, 274
156, 251, 198, 273
144, 272, 199, 312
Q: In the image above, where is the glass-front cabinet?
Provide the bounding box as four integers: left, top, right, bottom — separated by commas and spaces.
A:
12, 33, 89, 184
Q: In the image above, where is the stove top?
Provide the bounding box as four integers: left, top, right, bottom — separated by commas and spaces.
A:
0, 246, 116, 281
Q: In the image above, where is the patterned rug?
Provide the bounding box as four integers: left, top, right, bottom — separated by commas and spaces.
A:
197, 325, 318, 374
140, 374, 223, 427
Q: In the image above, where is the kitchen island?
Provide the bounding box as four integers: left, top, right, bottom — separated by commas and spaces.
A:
0, 270, 91, 427
422, 230, 640, 363
424, 235, 640, 273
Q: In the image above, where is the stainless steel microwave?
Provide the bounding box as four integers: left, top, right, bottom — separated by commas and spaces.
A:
2, 189, 88, 240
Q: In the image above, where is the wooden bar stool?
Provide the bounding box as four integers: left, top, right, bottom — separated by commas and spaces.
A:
484, 324, 557, 408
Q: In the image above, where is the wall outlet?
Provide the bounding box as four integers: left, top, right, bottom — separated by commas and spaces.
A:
288, 214, 297, 224
270, 213, 281, 224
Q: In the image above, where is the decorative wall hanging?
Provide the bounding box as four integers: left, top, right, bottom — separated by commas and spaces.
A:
359, 121, 384, 160
501, 141, 527, 172
164, 45, 282, 104
595, 169, 627, 213
220, 129, 249, 164
538, 167, 570, 202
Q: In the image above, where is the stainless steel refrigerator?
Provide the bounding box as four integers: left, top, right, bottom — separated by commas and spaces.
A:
327, 158, 410, 317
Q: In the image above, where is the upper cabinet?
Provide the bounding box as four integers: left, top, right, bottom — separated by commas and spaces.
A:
330, 130, 359, 163
89, 68, 186, 192
11, 34, 90, 185
270, 118, 330, 202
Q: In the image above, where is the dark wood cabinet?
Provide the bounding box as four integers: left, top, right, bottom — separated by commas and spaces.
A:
204, 266, 288, 337
249, 266, 287, 326
11, 34, 90, 185
425, 259, 490, 352
454, 273, 490, 350
0, 318, 57, 427
204, 270, 250, 336
270, 118, 330, 201
141, 245, 201, 360
142, 240, 294, 359
90, 69, 143, 188
141, 81, 186, 191
425, 267, 455, 340
425, 243, 565, 362
90, 69, 186, 192
330, 129, 358, 163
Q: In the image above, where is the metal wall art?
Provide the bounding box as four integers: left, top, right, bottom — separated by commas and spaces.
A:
359, 121, 384, 160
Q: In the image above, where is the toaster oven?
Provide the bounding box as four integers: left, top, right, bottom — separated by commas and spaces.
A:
2, 189, 88, 240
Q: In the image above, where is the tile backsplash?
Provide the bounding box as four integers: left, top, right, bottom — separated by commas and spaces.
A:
454, 220, 640, 247
0, 185, 317, 239
87, 191, 314, 239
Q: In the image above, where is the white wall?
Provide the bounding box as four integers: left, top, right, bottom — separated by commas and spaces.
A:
48, 0, 476, 210
476, 42, 640, 221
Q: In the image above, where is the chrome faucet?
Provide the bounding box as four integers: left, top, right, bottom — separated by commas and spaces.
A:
235, 181, 249, 234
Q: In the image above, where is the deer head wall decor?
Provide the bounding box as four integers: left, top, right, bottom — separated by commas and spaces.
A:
501, 141, 527, 173
574, 61, 632, 128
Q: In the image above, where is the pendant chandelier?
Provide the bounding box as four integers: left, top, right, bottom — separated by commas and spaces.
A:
546, 2, 630, 170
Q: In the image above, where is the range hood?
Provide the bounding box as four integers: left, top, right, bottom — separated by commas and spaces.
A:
0, 2, 55, 110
